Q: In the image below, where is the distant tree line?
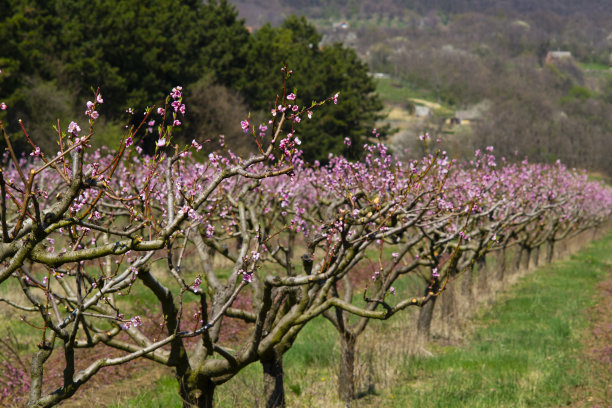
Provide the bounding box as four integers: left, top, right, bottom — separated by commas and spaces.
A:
329, 5, 612, 177
0, 0, 382, 162
230, 0, 612, 177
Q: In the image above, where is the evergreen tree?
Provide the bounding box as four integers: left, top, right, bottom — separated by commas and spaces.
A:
1, 5, 384, 160
0, 0, 249, 132
241, 16, 384, 162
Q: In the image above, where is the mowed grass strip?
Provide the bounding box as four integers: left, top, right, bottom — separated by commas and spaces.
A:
378, 229, 612, 408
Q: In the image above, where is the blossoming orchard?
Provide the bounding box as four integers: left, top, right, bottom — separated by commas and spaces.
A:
0, 68, 611, 408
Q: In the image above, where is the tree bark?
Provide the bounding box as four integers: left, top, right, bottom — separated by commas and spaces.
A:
546, 240, 555, 263
262, 351, 286, 408
416, 294, 438, 343
178, 375, 216, 408
476, 255, 488, 294
497, 246, 507, 282
440, 284, 456, 339
461, 268, 474, 303
514, 246, 523, 273
533, 246, 540, 267
338, 332, 356, 406
522, 247, 531, 271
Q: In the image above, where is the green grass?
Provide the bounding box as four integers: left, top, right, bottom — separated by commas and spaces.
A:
580, 62, 612, 72
375, 77, 456, 118
378, 230, 612, 407
107, 376, 180, 408
375, 77, 434, 105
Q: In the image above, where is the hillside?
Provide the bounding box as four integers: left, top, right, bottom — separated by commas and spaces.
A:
233, 0, 612, 30
234, 0, 612, 177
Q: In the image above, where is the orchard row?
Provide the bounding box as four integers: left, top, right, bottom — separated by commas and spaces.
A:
0, 84, 610, 408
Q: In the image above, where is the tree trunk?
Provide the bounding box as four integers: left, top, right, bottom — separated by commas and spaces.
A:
476, 256, 488, 294
514, 246, 523, 273
533, 246, 540, 267
440, 284, 457, 339
497, 246, 507, 282
546, 240, 555, 263
338, 332, 356, 406
461, 268, 474, 304
416, 294, 438, 343
178, 375, 216, 408
522, 247, 531, 271
262, 351, 286, 408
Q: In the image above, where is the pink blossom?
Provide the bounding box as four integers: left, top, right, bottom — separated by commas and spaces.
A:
287, 93, 296, 101
157, 138, 167, 147
432, 267, 439, 278
74, 137, 83, 151
0, 102, 7, 110
96, 94, 103, 104
121, 316, 143, 330
86, 101, 94, 110
30, 147, 41, 157
173, 119, 181, 126
90, 111, 99, 120
192, 277, 202, 291
126, 108, 134, 114
344, 137, 351, 147
125, 136, 133, 147
67, 121, 81, 135
241, 120, 249, 133
191, 139, 202, 152
307, 110, 313, 119
157, 107, 165, 115
333, 92, 339, 104
171, 86, 182, 99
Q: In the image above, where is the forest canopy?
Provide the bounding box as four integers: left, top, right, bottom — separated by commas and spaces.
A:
0, 0, 382, 161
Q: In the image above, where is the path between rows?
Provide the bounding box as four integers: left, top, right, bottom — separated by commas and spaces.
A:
570, 265, 612, 407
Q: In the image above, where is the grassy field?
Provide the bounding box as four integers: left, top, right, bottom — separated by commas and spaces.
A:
375, 77, 439, 107
101, 229, 612, 407
363, 229, 612, 407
